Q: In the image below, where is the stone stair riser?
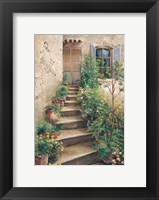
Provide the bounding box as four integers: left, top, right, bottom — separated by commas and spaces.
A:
61, 152, 101, 165
68, 91, 78, 95
60, 135, 92, 147
61, 110, 81, 117
68, 88, 79, 91
65, 102, 80, 107
61, 121, 87, 130
66, 96, 77, 101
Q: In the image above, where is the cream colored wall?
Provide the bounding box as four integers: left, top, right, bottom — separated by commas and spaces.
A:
35, 35, 63, 124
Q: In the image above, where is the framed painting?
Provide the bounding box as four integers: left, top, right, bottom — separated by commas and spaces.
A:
0, 0, 159, 199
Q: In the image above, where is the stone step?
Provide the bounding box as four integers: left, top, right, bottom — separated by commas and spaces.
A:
68, 85, 79, 88
55, 142, 101, 165
68, 91, 78, 95
56, 115, 87, 130
68, 87, 79, 91
59, 128, 92, 146
61, 106, 81, 116
66, 94, 77, 101
65, 100, 80, 107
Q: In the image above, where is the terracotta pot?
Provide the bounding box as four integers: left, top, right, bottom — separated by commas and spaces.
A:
46, 110, 59, 123
35, 154, 48, 165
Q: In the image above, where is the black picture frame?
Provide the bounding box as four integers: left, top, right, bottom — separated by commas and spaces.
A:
0, 0, 159, 199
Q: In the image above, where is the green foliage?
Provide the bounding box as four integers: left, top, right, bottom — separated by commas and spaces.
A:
63, 73, 68, 81
53, 124, 61, 133
44, 104, 61, 114
35, 138, 63, 159
52, 84, 68, 101
48, 140, 63, 157
36, 120, 52, 135
93, 140, 111, 158
89, 117, 107, 140
78, 86, 110, 121
35, 138, 50, 157
107, 61, 124, 91
109, 112, 124, 153
96, 59, 109, 78
80, 56, 99, 89
48, 139, 63, 164
89, 111, 124, 158
78, 58, 124, 160
36, 121, 61, 135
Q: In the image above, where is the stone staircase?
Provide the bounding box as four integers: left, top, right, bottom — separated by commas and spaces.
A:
55, 85, 101, 165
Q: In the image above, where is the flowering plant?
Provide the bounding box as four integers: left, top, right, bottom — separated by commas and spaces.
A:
48, 139, 64, 164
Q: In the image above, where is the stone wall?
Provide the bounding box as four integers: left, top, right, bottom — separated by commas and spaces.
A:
35, 35, 63, 124
63, 34, 124, 63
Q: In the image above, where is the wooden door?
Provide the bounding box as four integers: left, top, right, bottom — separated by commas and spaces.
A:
63, 45, 81, 85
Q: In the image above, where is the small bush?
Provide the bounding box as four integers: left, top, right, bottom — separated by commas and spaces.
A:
48, 139, 63, 164
80, 56, 99, 89
35, 138, 50, 157
44, 104, 61, 115
52, 84, 68, 101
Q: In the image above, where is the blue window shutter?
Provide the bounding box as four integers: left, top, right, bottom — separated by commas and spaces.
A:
90, 43, 96, 60
113, 46, 121, 64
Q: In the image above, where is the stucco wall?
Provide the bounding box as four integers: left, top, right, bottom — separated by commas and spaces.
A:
35, 35, 63, 124
63, 34, 124, 62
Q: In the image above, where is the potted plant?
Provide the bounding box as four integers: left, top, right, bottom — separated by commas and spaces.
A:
50, 124, 61, 139
54, 84, 68, 102
44, 104, 61, 123
48, 139, 64, 164
52, 99, 65, 108
36, 120, 51, 139
35, 138, 50, 165
63, 73, 68, 85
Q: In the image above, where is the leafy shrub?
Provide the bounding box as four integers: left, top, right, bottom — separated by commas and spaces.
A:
80, 56, 99, 89
44, 104, 61, 115
48, 139, 64, 164
93, 139, 111, 158
36, 120, 61, 135
89, 110, 124, 158
36, 120, 52, 135
63, 73, 68, 81
106, 61, 124, 92
78, 86, 110, 121
35, 138, 50, 157
78, 58, 124, 161
52, 84, 68, 101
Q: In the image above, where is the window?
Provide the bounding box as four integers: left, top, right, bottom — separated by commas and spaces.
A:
96, 48, 110, 75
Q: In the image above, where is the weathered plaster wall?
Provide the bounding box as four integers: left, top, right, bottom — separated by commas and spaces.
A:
35, 35, 63, 124
63, 34, 124, 62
